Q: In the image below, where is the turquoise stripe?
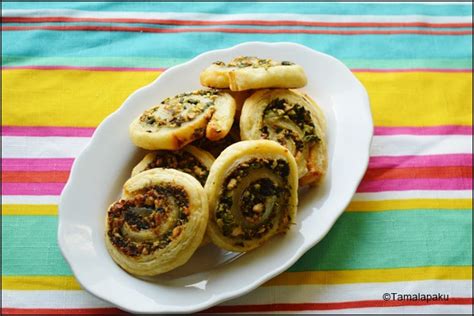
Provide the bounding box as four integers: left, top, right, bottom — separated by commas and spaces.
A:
5, 22, 473, 32
289, 210, 473, 272
2, 216, 72, 275
2, 31, 472, 60
2, 2, 472, 16
2, 211, 472, 276
2, 56, 473, 70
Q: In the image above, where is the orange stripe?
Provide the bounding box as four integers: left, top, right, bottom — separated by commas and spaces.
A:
2, 16, 472, 28
363, 166, 473, 181
3, 167, 470, 184
2, 171, 70, 183
2, 25, 472, 35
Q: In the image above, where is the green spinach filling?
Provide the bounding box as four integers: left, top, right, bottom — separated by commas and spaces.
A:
215, 158, 291, 242
260, 98, 320, 152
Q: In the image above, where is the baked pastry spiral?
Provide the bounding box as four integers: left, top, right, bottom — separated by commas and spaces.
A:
205, 140, 298, 252
129, 89, 236, 150
240, 89, 327, 186
200, 56, 307, 91
131, 146, 214, 186
226, 90, 253, 118
105, 168, 208, 276
194, 122, 241, 158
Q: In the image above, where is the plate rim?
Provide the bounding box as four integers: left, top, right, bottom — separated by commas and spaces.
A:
57, 41, 373, 314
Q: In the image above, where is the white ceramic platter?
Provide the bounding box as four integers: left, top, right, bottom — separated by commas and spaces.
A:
58, 42, 373, 314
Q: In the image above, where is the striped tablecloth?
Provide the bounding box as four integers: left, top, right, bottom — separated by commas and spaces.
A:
2, 2, 472, 314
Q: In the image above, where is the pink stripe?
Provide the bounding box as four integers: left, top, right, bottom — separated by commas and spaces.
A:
352, 68, 472, 73
2, 154, 471, 172
2, 126, 95, 137
374, 125, 472, 136
3, 177, 472, 195
357, 178, 472, 192
1, 65, 164, 72
1, 158, 74, 171
369, 154, 472, 169
2, 182, 65, 195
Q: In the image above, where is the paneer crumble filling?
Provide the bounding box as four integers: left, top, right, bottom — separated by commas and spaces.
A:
144, 151, 209, 185
107, 185, 190, 257
139, 89, 222, 131
213, 56, 295, 70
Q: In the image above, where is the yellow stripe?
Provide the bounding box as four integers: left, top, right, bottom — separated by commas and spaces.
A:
2, 70, 471, 127
2, 204, 58, 216
355, 72, 472, 126
2, 69, 159, 127
265, 266, 472, 286
3, 266, 471, 290
346, 199, 472, 212
2, 276, 82, 290
2, 199, 470, 216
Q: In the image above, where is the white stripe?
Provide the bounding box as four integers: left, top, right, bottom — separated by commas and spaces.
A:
2, 280, 471, 310
2, 9, 472, 23
2, 135, 471, 159
2, 136, 90, 158
223, 280, 472, 305
1, 195, 60, 205
2, 290, 112, 309
353, 190, 473, 201
370, 135, 472, 157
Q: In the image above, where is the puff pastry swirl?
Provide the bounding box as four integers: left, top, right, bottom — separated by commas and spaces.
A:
105, 168, 208, 276
129, 89, 236, 150
131, 145, 215, 186
205, 140, 298, 252
200, 56, 307, 91
240, 89, 327, 186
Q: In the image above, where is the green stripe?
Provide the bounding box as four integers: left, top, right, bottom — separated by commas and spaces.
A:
289, 210, 473, 272
2, 210, 472, 275
3, 56, 472, 70
2, 216, 72, 275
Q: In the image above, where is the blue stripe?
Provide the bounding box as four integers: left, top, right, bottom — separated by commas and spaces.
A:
3, 22, 473, 32
2, 31, 472, 60
2, 2, 472, 16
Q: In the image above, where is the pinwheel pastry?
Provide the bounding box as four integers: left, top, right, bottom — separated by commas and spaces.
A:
226, 90, 253, 118
105, 168, 208, 276
131, 145, 215, 186
129, 89, 236, 150
205, 140, 298, 252
200, 56, 307, 91
240, 89, 327, 186
194, 122, 241, 158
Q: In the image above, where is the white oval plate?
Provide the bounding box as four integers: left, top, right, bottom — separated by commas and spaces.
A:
58, 42, 372, 314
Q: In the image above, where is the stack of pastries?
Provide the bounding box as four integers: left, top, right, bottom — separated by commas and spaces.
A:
105, 56, 327, 276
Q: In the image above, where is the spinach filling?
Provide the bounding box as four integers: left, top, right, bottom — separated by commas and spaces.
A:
215, 158, 291, 242
260, 98, 320, 149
